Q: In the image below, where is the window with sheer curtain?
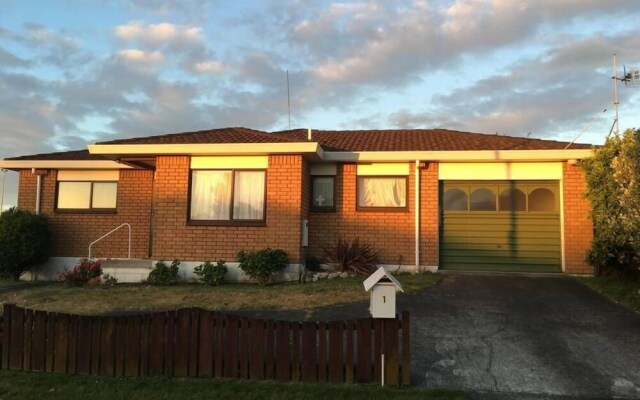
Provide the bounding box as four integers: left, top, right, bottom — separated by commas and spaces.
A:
357, 177, 406, 208
190, 170, 265, 221
56, 181, 118, 211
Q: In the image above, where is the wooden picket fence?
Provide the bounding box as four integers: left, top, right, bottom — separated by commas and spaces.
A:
0, 304, 410, 385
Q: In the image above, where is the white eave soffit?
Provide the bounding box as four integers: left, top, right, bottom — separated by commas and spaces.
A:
0, 160, 132, 170
321, 149, 593, 162
88, 143, 325, 158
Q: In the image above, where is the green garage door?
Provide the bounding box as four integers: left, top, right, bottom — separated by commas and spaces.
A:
440, 181, 561, 273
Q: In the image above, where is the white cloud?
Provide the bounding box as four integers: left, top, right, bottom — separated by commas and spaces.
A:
113, 21, 202, 45
117, 49, 164, 64
192, 60, 225, 74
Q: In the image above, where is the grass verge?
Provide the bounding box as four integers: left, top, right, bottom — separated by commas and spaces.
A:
580, 276, 640, 313
0, 370, 465, 400
0, 273, 440, 315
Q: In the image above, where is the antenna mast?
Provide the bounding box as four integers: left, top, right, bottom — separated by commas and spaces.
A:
286, 70, 291, 131
613, 54, 620, 136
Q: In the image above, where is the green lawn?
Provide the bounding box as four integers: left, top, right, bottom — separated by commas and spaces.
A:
0, 273, 441, 315
0, 370, 465, 400
580, 276, 640, 314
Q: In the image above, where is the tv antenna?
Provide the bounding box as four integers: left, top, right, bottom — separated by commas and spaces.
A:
612, 53, 640, 136
286, 70, 291, 131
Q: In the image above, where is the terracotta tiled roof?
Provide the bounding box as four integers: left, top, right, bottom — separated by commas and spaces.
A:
4, 127, 593, 161
273, 128, 593, 151
97, 127, 300, 145
5, 149, 104, 161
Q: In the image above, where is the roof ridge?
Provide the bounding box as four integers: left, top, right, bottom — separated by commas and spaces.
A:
270, 127, 586, 146
97, 126, 272, 144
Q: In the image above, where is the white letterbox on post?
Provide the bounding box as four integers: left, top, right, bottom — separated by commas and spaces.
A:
363, 267, 404, 319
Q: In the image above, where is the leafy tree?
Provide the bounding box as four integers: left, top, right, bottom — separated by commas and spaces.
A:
0, 208, 49, 281
582, 128, 640, 277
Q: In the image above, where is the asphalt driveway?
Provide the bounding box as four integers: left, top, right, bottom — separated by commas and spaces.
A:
236, 274, 640, 399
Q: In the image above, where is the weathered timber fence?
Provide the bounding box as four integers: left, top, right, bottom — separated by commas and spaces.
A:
0, 304, 410, 385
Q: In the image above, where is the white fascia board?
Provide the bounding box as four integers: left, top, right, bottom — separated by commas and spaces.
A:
0, 160, 132, 170
88, 142, 323, 157
322, 149, 593, 162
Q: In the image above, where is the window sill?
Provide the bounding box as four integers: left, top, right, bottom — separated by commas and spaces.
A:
310, 207, 336, 213
356, 207, 409, 212
187, 220, 267, 227
55, 209, 118, 215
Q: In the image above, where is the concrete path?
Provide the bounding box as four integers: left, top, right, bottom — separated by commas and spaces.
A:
234, 274, 640, 399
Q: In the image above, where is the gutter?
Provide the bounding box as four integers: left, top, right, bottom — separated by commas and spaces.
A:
0, 160, 130, 170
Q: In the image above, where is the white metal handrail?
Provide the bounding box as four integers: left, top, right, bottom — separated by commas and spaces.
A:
88, 223, 131, 259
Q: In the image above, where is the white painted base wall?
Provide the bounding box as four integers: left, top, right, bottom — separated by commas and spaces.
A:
20, 257, 435, 283
21, 257, 303, 284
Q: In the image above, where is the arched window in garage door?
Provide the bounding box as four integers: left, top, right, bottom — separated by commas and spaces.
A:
499, 187, 527, 211
528, 187, 557, 212
443, 188, 468, 211
469, 188, 496, 211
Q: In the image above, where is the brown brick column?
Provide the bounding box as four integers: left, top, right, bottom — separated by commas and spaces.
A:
420, 162, 439, 269
563, 162, 594, 274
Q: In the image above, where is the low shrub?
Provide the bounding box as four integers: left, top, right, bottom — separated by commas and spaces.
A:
59, 258, 102, 287
147, 259, 180, 286
322, 237, 379, 276
101, 273, 118, 287
237, 248, 288, 285
194, 260, 228, 286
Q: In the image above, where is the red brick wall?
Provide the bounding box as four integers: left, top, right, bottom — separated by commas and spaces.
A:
307, 162, 441, 269
151, 155, 305, 263
308, 163, 416, 266
563, 162, 594, 274
17, 169, 153, 259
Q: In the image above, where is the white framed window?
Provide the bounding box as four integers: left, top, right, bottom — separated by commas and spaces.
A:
357, 177, 407, 209
56, 181, 118, 211
190, 170, 266, 223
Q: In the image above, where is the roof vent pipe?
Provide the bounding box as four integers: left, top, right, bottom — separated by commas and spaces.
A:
307, 128, 312, 141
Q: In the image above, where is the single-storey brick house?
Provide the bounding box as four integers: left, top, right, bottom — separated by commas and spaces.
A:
0, 127, 595, 281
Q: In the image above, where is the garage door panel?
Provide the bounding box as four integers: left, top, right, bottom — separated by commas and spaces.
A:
440, 263, 562, 273
441, 256, 561, 265
442, 243, 560, 253
441, 231, 561, 240
447, 234, 560, 245
443, 218, 560, 229
440, 180, 561, 273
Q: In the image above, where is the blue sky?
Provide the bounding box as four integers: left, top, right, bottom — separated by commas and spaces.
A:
1, 0, 640, 209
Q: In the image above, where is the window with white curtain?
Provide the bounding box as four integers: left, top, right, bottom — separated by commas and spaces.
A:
357, 177, 407, 208
311, 176, 335, 210
57, 181, 118, 211
190, 170, 265, 221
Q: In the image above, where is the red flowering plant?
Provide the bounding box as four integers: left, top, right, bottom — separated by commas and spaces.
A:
59, 258, 102, 287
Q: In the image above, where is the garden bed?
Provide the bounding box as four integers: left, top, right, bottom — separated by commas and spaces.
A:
0, 273, 440, 315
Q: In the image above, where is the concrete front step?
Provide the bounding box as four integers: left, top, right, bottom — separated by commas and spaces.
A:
100, 259, 153, 270
100, 259, 153, 283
